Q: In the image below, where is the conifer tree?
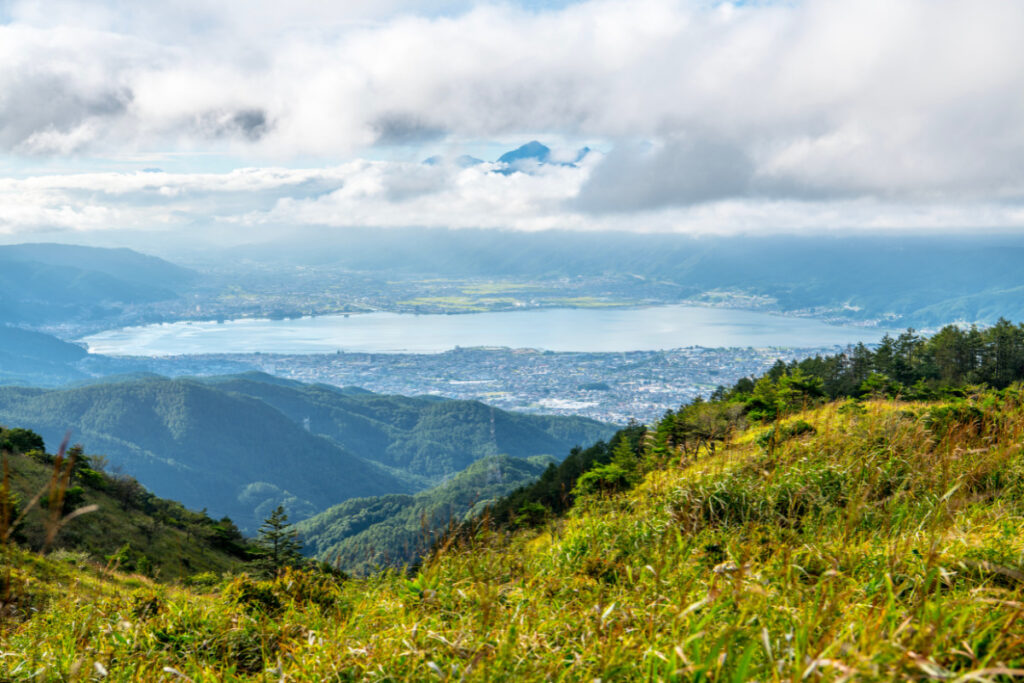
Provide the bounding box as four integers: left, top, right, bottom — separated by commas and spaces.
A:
256, 504, 303, 576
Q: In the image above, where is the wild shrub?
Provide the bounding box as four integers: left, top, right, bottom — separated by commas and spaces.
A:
513, 501, 549, 528
0, 428, 44, 455
572, 438, 641, 497
105, 543, 133, 571
223, 568, 348, 617
923, 402, 985, 437
838, 399, 867, 416
184, 571, 222, 591
222, 574, 283, 615
272, 566, 349, 616
754, 419, 816, 451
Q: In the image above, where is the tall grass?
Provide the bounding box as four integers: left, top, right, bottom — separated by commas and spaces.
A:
5, 395, 1024, 680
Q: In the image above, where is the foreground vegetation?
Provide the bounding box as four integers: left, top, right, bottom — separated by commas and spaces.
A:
0, 426, 252, 582
5, 381, 1024, 679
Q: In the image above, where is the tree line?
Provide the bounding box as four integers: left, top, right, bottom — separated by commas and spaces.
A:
481, 320, 1024, 534
725, 319, 1024, 402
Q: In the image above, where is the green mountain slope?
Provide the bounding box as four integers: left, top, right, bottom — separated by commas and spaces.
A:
0, 374, 614, 532
0, 325, 89, 386
0, 243, 194, 325
296, 454, 552, 574
0, 425, 253, 580
202, 372, 616, 478
0, 378, 407, 532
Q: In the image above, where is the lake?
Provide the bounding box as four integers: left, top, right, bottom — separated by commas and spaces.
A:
79, 306, 897, 356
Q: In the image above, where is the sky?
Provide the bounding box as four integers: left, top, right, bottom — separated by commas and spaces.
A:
3, 0, 1024, 242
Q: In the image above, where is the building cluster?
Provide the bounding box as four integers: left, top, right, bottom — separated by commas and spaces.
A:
135, 345, 842, 424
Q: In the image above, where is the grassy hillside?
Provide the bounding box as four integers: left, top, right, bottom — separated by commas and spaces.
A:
296, 454, 552, 575
5, 391, 1024, 679
0, 426, 253, 581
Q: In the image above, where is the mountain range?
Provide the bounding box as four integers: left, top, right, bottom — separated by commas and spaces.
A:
0, 243, 195, 326
222, 229, 1024, 326
0, 325, 89, 386
8, 234, 1024, 336
0, 372, 615, 531
422, 141, 590, 174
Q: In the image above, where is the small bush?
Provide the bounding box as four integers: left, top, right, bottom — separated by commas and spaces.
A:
513, 501, 549, 528
48, 548, 91, 566
924, 402, 985, 437
575, 462, 638, 496
223, 575, 283, 615
755, 419, 816, 450
838, 399, 867, 416
1, 428, 44, 454
131, 594, 163, 620
222, 568, 348, 617
184, 571, 222, 591
106, 543, 133, 570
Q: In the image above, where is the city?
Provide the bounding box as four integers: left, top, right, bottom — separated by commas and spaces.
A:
95, 344, 846, 424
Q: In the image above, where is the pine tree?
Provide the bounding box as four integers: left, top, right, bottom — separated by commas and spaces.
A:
256, 505, 303, 576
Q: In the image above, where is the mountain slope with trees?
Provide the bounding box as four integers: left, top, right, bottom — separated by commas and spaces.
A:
0, 374, 615, 532
8, 323, 1024, 677
0, 325, 89, 386
295, 454, 552, 575
0, 243, 195, 326
0, 424, 254, 580
202, 372, 615, 478
0, 378, 407, 532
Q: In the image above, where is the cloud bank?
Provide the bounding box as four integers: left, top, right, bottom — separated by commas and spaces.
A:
3, 0, 1024, 234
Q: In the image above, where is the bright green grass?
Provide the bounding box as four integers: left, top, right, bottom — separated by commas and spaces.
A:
5, 397, 1024, 680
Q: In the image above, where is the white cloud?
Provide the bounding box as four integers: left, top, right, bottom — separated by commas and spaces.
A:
3, 0, 1024, 232
4, 158, 1024, 240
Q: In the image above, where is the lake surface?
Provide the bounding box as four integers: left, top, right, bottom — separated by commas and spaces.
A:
80, 306, 896, 356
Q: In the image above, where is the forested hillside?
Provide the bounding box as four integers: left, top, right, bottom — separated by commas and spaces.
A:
480, 320, 1024, 531
0, 378, 407, 531
202, 373, 613, 478
0, 325, 89, 386
296, 454, 552, 575
716, 317, 1024, 403
0, 243, 194, 326
0, 374, 615, 531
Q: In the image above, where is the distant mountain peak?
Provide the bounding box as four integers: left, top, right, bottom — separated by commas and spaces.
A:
498, 141, 551, 164
493, 142, 591, 175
